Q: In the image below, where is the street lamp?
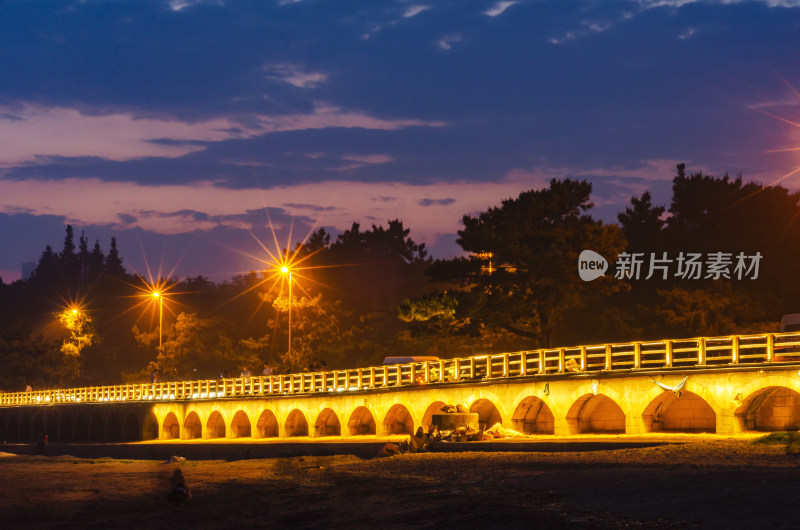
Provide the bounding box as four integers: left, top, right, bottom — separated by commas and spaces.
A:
280, 265, 292, 358
152, 291, 163, 348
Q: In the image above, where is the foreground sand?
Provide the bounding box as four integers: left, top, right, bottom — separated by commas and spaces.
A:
2, 437, 799, 529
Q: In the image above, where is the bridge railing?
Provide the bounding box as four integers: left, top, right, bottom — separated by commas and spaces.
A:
3, 331, 800, 407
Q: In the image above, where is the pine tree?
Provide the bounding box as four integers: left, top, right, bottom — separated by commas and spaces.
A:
79, 231, 89, 286
60, 225, 79, 283
89, 240, 105, 281
34, 245, 60, 284
105, 237, 126, 276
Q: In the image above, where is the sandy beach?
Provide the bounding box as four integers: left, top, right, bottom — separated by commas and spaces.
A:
2, 435, 800, 529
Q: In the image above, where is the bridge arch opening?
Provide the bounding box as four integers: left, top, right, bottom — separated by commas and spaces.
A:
107, 413, 122, 442
567, 394, 625, 434
19, 415, 31, 442
142, 411, 158, 441
59, 414, 72, 442
470, 399, 502, 430
89, 413, 105, 441
285, 409, 309, 437
6, 416, 18, 442
46, 416, 57, 442
736, 386, 800, 431
206, 411, 226, 438
348, 407, 376, 435
163, 412, 180, 440
383, 404, 414, 435
256, 410, 279, 438
512, 397, 555, 434
231, 411, 252, 438
183, 412, 202, 439
74, 414, 89, 442
643, 391, 716, 433
314, 408, 341, 437
32, 415, 44, 441
421, 401, 447, 433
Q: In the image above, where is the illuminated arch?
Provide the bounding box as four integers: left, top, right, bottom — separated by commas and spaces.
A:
642, 390, 716, 433
231, 411, 252, 438
421, 401, 447, 433
383, 404, 414, 435
512, 397, 555, 435
142, 411, 158, 441
736, 386, 800, 431
206, 411, 226, 439
256, 410, 279, 438
162, 412, 180, 440
566, 394, 626, 434
285, 409, 309, 437
470, 399, 502, 430
348, 406, 376, 436
314, 408, 341, 437
183, 411, 202, 439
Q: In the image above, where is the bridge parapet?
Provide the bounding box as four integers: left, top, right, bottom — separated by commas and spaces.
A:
2, 331, 799, 408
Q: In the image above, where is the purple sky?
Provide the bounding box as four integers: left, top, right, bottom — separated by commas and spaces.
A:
2, 0, 800, 282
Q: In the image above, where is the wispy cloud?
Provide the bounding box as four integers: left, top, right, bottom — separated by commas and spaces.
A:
0, 103, 444, 166
264, 63, 328, 88
484, 1, 518, 17
437, 34, 462, 50
548, 32, 576, 45
341, 154, 394, 164
168, 0, 223, 12
419, 198, 456, 206
0, 171, 555, 241
403, 5, 430, 18
677, 28, 696, 39
638, 0, 800, 9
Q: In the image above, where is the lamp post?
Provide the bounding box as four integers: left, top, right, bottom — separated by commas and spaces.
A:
280, 265, 292, 357
152, 291, 163, 348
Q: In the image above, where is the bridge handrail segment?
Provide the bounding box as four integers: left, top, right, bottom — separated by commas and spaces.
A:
2, 331, 799, 407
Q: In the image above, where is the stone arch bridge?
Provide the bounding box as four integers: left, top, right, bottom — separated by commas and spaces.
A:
3, 332, 800, 443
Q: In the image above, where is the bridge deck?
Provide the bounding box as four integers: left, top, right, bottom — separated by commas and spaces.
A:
2, 331, 799, 407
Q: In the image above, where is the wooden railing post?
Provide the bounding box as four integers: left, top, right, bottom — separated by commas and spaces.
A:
538, 350, 545, 374
731, 335, 740, 364
605, 344, 612, 370
698, 337, 706, 366
520, 351, 528, 376
767, 334, 775, 362
634, 343, 641, 369
665, 340, 673, 368
558, 348, 566, 374
580, 346, 587, 371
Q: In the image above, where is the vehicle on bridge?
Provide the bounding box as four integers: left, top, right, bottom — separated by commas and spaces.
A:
774, 314, 800, 362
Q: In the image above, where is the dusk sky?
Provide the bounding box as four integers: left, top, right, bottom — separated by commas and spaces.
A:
2, 0, 800, 282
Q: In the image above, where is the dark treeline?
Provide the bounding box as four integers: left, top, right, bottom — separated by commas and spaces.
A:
1, 164, 798, 391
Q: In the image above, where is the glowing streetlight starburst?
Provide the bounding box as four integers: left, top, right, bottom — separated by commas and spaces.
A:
753, 75, 800, 188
